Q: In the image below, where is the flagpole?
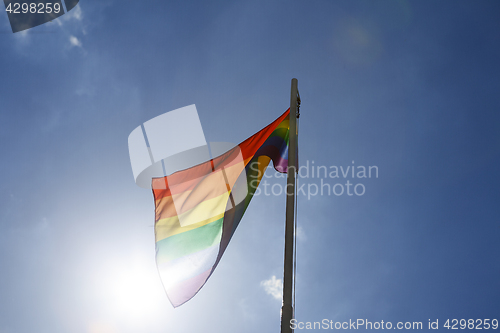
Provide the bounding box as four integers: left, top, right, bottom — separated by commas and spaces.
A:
281, 78, 299, 333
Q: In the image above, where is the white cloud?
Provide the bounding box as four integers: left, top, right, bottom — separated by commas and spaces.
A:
60, 3, 83, 23
55, 3, 83, 27
71, 5, 83, 21
260, 275, 283, 300
69, 35, 82, 47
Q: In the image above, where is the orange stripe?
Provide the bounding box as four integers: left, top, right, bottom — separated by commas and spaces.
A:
154, 158, 246, 202
153, 144, 246, 195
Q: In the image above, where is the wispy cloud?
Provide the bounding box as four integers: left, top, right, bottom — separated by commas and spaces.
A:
69, 35, 82, 47
71, 5, 83, 21
260, 275, 282, 300
58, 3, 83, 25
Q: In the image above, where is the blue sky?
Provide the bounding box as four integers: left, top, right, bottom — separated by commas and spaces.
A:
1, 1, 499, 332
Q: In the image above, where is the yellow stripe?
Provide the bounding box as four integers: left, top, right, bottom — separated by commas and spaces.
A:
257, 155, 271, 174
177, 191, 229, 227
155, 212, 225, 242
155, 192, 230, 242
276, 119, 289, 130
253, 155, 271, 188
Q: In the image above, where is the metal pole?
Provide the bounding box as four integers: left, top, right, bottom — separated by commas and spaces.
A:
281, 78, 298, 333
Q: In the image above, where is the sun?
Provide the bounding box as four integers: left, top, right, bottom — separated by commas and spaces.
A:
93, 252, 168, 326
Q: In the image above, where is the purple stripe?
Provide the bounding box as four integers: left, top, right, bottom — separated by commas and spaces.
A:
273, 156, 288, 173
255, 145, 289, 173
258, 136, 288, 160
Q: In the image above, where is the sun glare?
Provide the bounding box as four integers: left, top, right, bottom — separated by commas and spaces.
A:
95, 253, 167, 325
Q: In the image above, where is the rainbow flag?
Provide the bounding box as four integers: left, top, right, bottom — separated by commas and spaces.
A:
152, 109, 290, 307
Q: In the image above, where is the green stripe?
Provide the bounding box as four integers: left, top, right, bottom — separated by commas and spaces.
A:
268, 127, 289, 140
156, 218, 223, 263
